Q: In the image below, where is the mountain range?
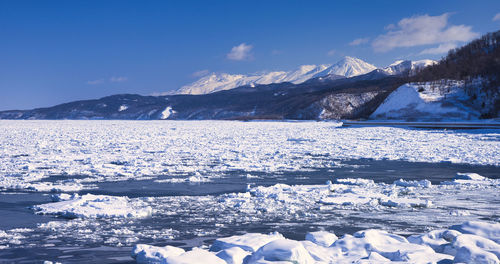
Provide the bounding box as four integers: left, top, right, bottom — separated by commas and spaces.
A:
0, 57, 440, 121
173, 57, 434, 95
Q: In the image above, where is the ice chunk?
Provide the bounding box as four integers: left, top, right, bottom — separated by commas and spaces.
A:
379, 197, 433, 208
331, 229, 451, 263
25, 181, 85, 192
34, 194, 152, 219
300, 241, 343, 262
408, 229, 461, 252
50, 193, 78, 202
442, 172, 500, 186
452, 234, 500, 264
450, 221, 500, 244
393, 179, 432, 188
246, 239, 315, 264
187, 175, 211, 183
163, 248, 225, 264
319, 194, 377, 206
211, 232, 284, 252
305, 231, 338, 247
215, 247, 250, 264
334, 178, 374, 186
366, 251, 390, 261
455, 172, 487, 181
131, 244, 185, 264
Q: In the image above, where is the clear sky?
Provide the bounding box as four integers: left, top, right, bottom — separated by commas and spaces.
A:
1, 0, 499, 110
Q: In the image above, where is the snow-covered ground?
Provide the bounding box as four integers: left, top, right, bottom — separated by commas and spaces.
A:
1, 120, 498, 192
371, 80, 496, 121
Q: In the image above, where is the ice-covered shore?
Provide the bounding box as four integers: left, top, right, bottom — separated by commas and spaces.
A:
22, 172, 499, 263
1, 120, 499, 192
132, 220, 500, 264
128, 173, 499, 263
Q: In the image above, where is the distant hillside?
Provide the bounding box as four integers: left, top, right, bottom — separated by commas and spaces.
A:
0, 74, 403, 120
411, 30, 500, 118
414, 30, 500, 83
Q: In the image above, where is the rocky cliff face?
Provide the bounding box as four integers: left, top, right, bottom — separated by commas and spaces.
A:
317, 92, 382, 119
289, 90, 390, 120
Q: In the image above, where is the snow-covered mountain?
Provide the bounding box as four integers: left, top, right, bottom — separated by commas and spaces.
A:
382, 59, 437, 76
171, 57, 437, 95
324, 56, 378, 77
175, 56, 377, 95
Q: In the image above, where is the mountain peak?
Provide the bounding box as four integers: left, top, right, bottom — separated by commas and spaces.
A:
326, 56, 377, 78
172, 57, 436, 95
382, 59, 437, 75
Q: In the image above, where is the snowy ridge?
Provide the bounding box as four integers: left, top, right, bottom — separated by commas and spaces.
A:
381, 59, 437, 75
174, 56, 377, 95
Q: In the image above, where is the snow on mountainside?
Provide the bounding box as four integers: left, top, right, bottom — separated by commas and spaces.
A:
175, 56, 377, 95
382, 60, 437, 76
370, 80, 482, 121
324, 56, 377, 78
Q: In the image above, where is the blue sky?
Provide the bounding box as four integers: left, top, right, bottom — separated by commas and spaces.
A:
1, 0, 499, 110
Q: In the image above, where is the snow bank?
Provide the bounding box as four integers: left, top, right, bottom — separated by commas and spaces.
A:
246, 239, 315, 264
160, 106, 176, 119
305, 231, 338, 247
34, 194, 152, 219
450, 221, 500, 244
133, 221, 500, 264
132, 244, 185, 264
216, 247, 250, 264
371, 82, 480, 120
210, 232, 284, 252
162, 248, 226, 264
331, 229, 451, 263
407, 229, 461, 252
452, 234, 500, 263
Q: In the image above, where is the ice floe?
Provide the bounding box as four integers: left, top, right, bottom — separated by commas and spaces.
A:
17, 172, 499, 254
33, 193, 153, 219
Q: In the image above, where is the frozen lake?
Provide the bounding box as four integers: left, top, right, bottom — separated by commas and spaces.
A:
0, 120, 499, 263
